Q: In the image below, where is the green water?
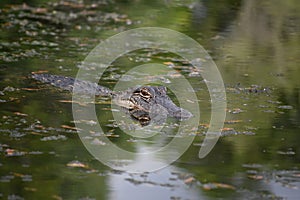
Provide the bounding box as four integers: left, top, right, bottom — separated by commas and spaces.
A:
0, 0, 299, 199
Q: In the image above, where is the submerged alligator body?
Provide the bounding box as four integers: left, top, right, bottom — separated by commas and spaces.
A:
31, 73, 193, 125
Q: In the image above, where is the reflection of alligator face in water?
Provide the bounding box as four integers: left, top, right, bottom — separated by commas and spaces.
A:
31, 73, 193, 125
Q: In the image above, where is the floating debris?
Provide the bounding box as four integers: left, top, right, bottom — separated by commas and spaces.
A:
40, 134, 67, 141
28, 151, 43, 155
248, 175, 264, 180
13, 112, 28, 117
0, 175, 14, 183
9, 131, 26, 138
5, 148, 26, 157
58, 100, 89, 106
24, 187, 37, 192
277, 150, 296, 155
21, 88, 42, 91
13, 173, 32, 182
71, 120, 97, 126
242, 164, 263, 169
52, 195, 63, 200
202, 182, 236, 190
125, 177, 175, 187
7, 194, 24, 200
224, 120, 243, 124
278, 105, 293, 110
31, 70, 49, 74
220, 128, 255, 136
183, 177, 196, 184
66, 160, 89, 169
267, 100, 281, 104
228, 108, 244, 114
221, 128, 238, 136
3, 86, 16, 92
240, 131, 256, 136
228, 84, 272, 95
90, 138, 106, 145
61, 125, 81, 131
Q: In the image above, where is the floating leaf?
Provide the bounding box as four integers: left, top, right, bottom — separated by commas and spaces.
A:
202, 182, 236, 190
14, 112, 28, 117
21, 88, 42, 91
224, 120, 242, 124
278, 105, 293, 110
66, 160, 89, 169
31, 70, 49, 74
40, 135, 67, 141
184, 177, 195, 184
228, 108, 243, 114
5, 148, 26, 157
24, 187, 37, 192
248, 175, 264, 180
61, 125, 81, 131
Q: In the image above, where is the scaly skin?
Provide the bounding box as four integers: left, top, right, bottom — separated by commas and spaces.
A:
31, 73, 193, 124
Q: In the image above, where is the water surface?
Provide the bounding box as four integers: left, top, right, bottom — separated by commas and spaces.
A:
0, 0, 299, 199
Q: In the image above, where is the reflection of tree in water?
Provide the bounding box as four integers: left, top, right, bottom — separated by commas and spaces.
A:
218, 0, 300, 88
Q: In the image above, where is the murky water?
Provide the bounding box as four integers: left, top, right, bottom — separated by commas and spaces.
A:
0, 0, 299, 199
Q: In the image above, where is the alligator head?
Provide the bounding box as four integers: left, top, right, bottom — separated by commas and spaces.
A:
113, 86, 193, 126
31, 73, 193, 126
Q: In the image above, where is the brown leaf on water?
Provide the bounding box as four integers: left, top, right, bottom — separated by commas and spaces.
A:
5, 149, 15, 155
61, 125, 81, 131
58, 100, 73, 103
14, 112, 28, 117
32, 7, 48, 14
106, 134, 119, 138
31, 70, 49, 74
59, 1, 85, 9
163, 62, 175, 66
199, 123, 210, 128
5, 148, 26, 157
52, 195, 63, 200
184, 177, 196, 184
248, 175, 264, 180
202, 182, 236, 190
30, 131, 43, 136
221, 127, 234, 131
66, 160, 89, 169
35, 124, 46, 129
58, 100, 88, 106
3, 21, 12, 28
225, 120, 243, 124
21, 88, 42, 91
13, 172, 25, 178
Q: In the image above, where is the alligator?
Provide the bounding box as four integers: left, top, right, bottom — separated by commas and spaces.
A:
31, 73, 193, 126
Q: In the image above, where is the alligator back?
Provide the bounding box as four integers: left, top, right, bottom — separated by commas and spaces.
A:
31, 73, 112, 96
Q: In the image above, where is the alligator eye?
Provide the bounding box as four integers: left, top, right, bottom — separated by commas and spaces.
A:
140, 88, 152, 99
138, 115, 151, 126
